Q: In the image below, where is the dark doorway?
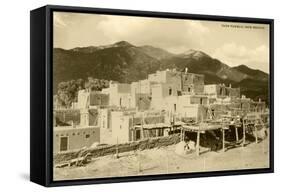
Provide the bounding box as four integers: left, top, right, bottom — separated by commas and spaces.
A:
60, 136, 68, 151
136, 130, 141, 140
169, 88, 172, 95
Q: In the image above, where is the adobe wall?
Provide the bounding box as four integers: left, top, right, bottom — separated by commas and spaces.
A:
53, 126, 100, 153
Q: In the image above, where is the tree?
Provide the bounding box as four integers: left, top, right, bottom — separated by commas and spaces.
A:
85, 77, 109, 91
56, 78, 109, 108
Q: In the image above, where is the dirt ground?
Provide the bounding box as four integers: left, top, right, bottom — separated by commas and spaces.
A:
54, 137, 270, 181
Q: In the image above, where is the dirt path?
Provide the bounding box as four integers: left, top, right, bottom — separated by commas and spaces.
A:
54, 137, 269, 181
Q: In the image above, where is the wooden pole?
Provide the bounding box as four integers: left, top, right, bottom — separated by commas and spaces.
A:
235, 127, 239, 142
156, 128, 159, 138
255, 124, 258, 144
196, 130, 200, 156
242, 118, 246, 147
141, 113, 144, 139
181, 128, 183, 141
132, 114, 134, 141
222, 128, 225, 152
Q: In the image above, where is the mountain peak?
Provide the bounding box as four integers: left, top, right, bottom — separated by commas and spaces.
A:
70, 46, 98, 53
234, 64, 249, 70
70, 41, 134, 52
179, 49, 210, 59
113, 41, 133, 47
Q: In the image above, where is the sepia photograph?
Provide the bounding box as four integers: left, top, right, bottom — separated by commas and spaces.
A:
52, 11, 271, 181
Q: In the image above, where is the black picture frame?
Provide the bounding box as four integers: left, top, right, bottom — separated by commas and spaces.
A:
30, 4, 274, 187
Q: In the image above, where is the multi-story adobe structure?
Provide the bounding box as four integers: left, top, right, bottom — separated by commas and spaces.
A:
76, 89, 109, 109
102, 81, 132, 108
54, 68, 267, 150
148, 68, 205, 94
111, 110, 169, 144
148, 69, 208, 121
53, 90, 110, 152
204, 84, 240, 101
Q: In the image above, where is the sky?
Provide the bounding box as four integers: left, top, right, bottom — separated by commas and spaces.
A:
54, 12, 270, 73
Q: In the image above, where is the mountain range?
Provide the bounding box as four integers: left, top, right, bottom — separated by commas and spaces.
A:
53, 41, 269, 102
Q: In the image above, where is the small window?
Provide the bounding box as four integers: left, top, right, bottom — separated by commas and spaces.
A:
188, 87, 191, 92
85, 134, 90, 138
72, 133, 75, 136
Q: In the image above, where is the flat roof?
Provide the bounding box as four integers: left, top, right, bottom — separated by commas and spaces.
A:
54, 126, 99, 131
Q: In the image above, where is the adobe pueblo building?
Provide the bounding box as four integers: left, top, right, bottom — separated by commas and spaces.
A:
53, 68, 268, 154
